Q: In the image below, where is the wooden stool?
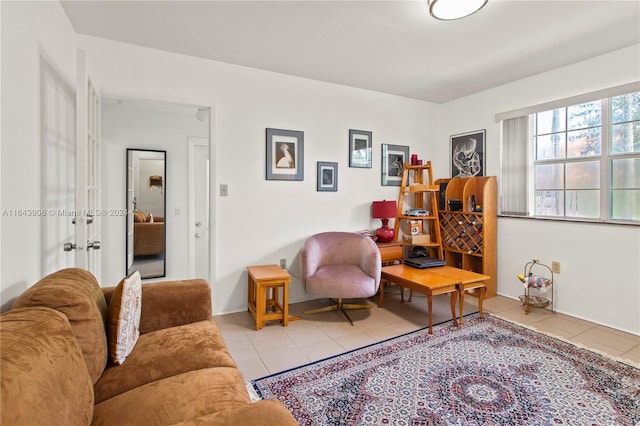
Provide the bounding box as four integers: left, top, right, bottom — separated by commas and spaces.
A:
247, 265, 299, 330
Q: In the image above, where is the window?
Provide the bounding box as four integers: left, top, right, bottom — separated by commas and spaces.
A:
500, 88, 640, 223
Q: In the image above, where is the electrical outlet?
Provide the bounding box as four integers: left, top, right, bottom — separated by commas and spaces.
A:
280, 258, 287, 269
220, 184, 228, 196
551, 261, 561, 274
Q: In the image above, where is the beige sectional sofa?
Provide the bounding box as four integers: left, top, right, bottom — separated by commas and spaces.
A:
0, 268, 297, 425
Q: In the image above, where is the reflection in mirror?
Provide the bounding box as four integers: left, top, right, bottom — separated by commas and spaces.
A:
126, 149, 166, 278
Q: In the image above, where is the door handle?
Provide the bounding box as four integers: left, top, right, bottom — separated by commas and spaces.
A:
63, 242, 76, 251
195, 232, 202, 238
87, 241, 101, 250
195, 221, 201, 227
71, 215, 93, 225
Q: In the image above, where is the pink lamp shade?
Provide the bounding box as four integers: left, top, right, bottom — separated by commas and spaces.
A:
372, 200, 397, 243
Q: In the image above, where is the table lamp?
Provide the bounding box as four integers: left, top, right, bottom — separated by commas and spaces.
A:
372, 200, 397, 243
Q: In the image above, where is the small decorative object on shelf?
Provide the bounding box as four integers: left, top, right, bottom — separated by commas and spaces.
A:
518, 259, 554, 315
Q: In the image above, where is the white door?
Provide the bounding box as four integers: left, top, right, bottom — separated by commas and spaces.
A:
75, 49, 102, 280
41, 57, 76, 275
188, 137, 209, 280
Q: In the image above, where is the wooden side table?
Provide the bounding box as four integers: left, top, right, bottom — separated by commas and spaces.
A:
247, 265, 299, 330
376, 241, 403, 264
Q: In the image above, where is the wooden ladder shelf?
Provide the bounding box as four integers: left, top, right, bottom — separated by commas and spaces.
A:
393, 161, 444, 260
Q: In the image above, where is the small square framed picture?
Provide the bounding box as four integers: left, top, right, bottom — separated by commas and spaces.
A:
381, 144, 409, 186
349, 129, 372, 168
266, 128, 304, 181
317, 161, 338, 192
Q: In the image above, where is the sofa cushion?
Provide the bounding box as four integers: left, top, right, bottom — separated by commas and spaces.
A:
1, 307, 94, 425
108, 271, 142, 365
174, 399, 299, 426
95, 319, 237, 403
93, 367, 250, 426
12, 267, 109, 384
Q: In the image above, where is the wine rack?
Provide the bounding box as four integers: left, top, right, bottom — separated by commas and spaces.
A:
440, 212, 485, 255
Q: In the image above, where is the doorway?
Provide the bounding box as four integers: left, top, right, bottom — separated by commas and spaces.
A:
100, 96, 211, 284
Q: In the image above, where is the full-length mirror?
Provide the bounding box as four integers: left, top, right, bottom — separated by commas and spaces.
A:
126, 149, 166, 278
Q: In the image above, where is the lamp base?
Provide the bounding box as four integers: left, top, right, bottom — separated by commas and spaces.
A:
375, 226, 395, 244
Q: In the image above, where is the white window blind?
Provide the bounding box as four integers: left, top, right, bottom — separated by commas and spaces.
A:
500, 116, 529, 216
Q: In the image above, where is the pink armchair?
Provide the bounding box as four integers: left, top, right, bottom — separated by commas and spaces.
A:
300, 232, 381, 324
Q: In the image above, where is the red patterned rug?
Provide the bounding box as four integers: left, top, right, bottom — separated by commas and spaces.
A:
251, 313, 640, 425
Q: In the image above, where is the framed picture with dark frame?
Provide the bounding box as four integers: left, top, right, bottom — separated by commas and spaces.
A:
381, 144, 409, 186
266, 128, 304, 181
450, 129, 485, 178
349, 129, 372, 168
317, 161, 338, 192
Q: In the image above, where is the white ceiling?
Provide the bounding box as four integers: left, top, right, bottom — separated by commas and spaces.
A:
61, 0, 640, 103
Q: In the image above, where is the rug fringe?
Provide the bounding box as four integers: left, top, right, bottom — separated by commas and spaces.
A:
488, 312, 640, 369
246, 383, 262, 402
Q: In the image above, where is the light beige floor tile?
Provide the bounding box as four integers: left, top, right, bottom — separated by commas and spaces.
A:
260, 347, 310, 374
619, 344, 640, 366
491, 305, 556, 326
529, 314, 595, 339
572, 326, 640, 353
283, 322, 331, 347
333, 331, 379, 352
223, 334, 258, 361
245, 326, 297, 355
482, 295, 522, 313
235, 355, 269, 382
568, 335, 625, 359
298, 338, 345, 362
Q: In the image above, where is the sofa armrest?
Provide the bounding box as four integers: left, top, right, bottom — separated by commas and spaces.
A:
174, 399, 298, 426
102, 279, 212, 334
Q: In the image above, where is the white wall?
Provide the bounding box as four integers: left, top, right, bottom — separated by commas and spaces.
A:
434, 46, 640, 334
77, 35, 439, 315
101, 100, 208, 286
0, 1, 77, 310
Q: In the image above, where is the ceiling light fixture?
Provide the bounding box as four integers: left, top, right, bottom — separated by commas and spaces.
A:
428, 0, 488, 20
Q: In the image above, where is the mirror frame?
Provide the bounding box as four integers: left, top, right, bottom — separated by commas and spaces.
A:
126, 148, 167, 279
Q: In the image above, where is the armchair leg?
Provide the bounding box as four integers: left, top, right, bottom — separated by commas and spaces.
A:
303, 298, 372, 326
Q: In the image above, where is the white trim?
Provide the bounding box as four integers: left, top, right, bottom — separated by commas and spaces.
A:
187, 136, 209, 279
495, 81, 640, 122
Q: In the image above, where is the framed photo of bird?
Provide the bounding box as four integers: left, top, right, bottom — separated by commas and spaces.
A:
450, 130, 485, 178
266, 128, 304, 181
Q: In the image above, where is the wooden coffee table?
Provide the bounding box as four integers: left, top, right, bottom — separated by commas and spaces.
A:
379, 264, 489, 333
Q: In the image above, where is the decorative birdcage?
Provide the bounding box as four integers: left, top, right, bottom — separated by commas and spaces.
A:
517, 259, 554, 314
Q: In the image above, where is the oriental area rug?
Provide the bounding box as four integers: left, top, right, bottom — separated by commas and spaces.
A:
250, 313, 640, 426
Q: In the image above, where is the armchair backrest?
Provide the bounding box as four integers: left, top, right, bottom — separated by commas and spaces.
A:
300, 232, 381, 288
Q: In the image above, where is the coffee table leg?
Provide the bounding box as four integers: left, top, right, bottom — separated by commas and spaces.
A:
450, 291, 458, 327
478, 285, 485, 319
427, 294, 433, 334
459, 285, 465, 325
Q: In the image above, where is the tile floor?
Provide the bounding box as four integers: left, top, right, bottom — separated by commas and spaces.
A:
214, 285, 640, 382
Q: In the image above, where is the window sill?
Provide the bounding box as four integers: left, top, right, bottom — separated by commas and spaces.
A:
498, 214, 639, 227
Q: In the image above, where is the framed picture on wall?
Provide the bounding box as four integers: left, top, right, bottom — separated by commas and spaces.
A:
381, 144, 409, 186
317, 161, 338, 192
349, 129, 372, 168
450, 130, 485, 178
266, 128, 304, 181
